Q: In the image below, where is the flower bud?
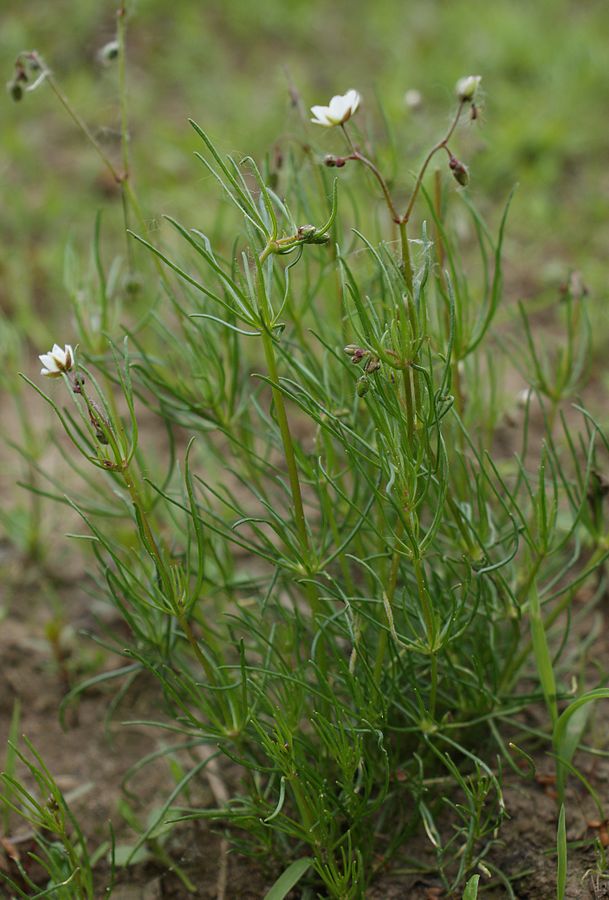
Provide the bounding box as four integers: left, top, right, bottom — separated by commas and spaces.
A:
70, 373, 85, 394
124, 273, 142, 296
7, 80, 23, 102
516, 388, 533, 409
560, 270, 588, 302
297, 224, 317, 239
98, 40, 119, 64
404, 89, 423, 111
364, 356, 381, 374
88, 401, 111, 445
449, 155, 469, 186
455, 75, 481, 103
344, 345, 368, 365
296, 224, 330, 245
356, 375, 369, 397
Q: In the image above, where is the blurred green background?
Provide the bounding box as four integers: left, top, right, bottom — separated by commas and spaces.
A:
2, 0, 608, 336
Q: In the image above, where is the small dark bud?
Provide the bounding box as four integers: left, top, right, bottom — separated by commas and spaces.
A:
7, 80, 23, 102
364, 356, 381, 374
70, 373, 85, 394
99, 40, 120, 64
124, 273, 142, 296
356, 376, 370, 397
89, 402, 111, 445
324, 154, 346, 168
470, 103, 479, 121
449, 155, 469, 187
344, 345, 368, 364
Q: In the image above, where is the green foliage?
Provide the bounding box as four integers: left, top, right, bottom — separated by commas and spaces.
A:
0, 738, 96, 899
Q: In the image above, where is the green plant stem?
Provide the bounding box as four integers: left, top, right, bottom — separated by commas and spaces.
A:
341, 125, 401, 223
433, 168, 464, 423
287, 772, 316, 838
36, 56, 121, 181
402, 367, 415, 444
400, 101, 465, 225
13, 391, 42, 558
116, 4, 135, 276
259, 327, 309, 556
257, 249, 325, 637
501, 543, 609, 693
413, 555, 437, 717
498, 555, 543, 690
257, 252, 310, 562
398, 220, 414, 293
33, 51, 170, 290
177, 613, 218, 686
374, 533, 402, 685
122, 467, 219, 684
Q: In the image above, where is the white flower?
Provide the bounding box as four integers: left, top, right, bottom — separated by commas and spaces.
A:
404, 88, 423, 111
39, 343, 74, 377
310, 89, 361, 127
455, 75, 481, 102
516, 387, 534, 409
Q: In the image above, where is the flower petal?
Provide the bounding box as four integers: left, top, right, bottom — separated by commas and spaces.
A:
345, 89, 360, 113
39, 353, 58, 371
310, 105, 333, 126
328, 95, 348, 119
